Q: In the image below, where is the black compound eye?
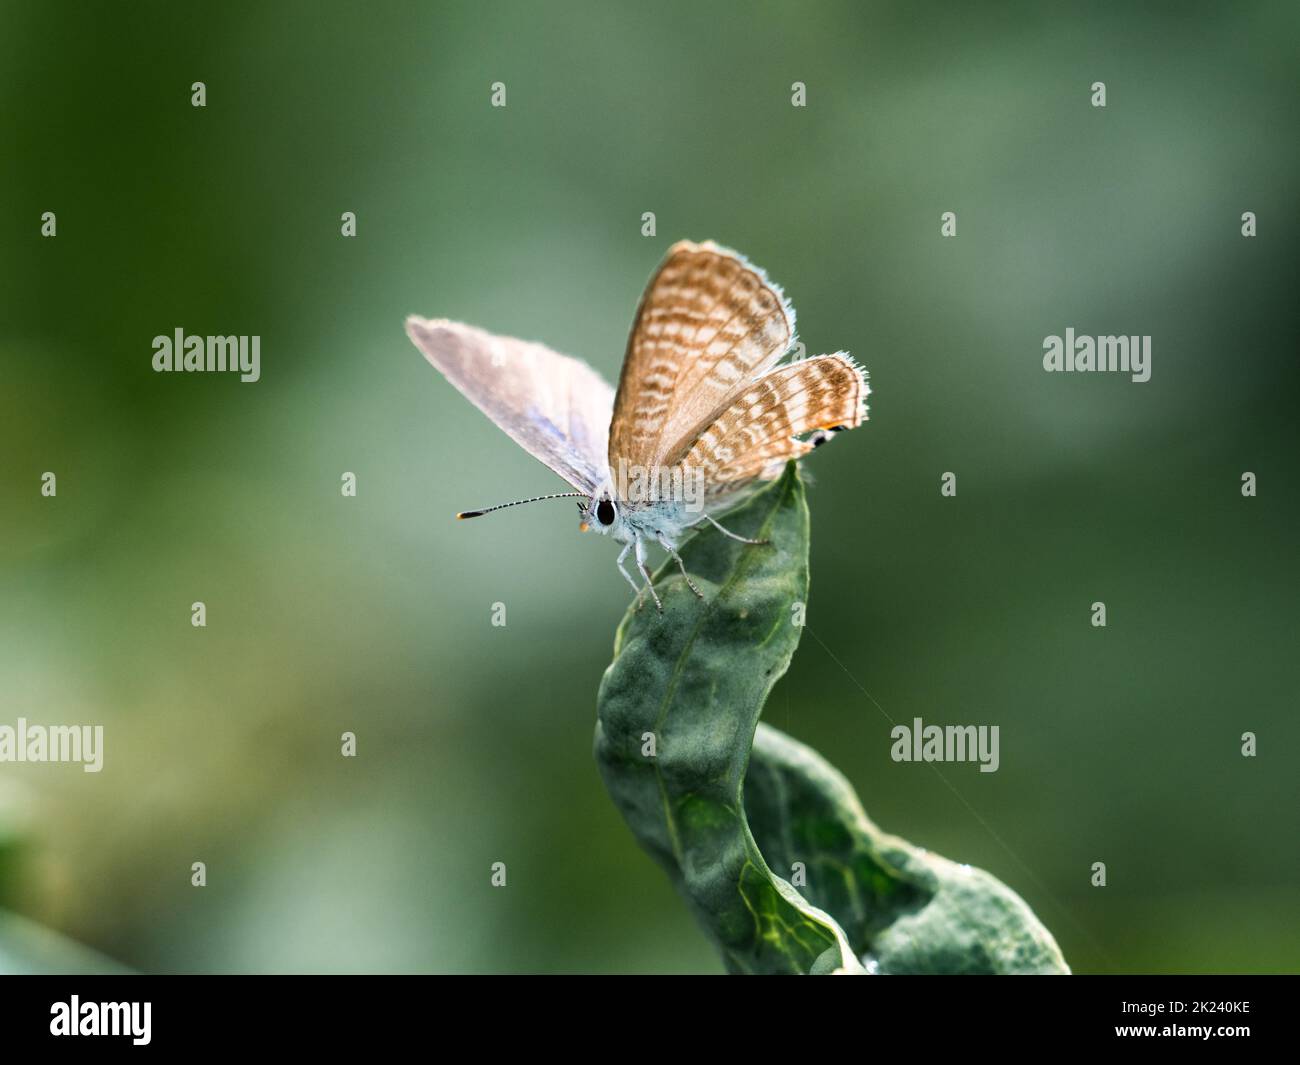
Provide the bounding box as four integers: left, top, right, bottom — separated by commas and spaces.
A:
596, 499, 616, 526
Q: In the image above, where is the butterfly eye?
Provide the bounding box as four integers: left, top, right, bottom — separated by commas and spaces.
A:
596, 499, 616, 526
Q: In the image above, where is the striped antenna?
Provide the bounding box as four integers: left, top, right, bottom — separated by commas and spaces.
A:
456, 491, 588, 520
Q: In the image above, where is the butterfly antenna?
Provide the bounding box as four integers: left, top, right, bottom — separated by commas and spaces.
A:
456, 492, 588, 519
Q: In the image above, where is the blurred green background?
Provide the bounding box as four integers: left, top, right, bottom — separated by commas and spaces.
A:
2, 0, 1297, 974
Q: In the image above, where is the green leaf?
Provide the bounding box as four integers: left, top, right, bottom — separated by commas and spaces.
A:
746, 723, 1069, 974
594, 462, 1069, 975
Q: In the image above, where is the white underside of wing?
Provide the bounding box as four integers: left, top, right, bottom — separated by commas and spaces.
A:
406, 317, 614, 495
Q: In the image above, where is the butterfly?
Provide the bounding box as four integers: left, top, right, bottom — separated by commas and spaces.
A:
405, 240, 868, 610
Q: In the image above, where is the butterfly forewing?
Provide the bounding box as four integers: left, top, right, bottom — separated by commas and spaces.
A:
608, 241, 795, 472
406, 317, 614, 494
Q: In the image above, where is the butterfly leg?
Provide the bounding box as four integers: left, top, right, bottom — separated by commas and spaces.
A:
657, 534, 704, 599
616, 542, 644, 603
635, 536, 663, 613
704, 513, 770, 546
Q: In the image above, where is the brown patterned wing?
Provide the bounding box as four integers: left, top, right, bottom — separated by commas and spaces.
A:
406, 317, 614, 494
674, 353, 868, 503
608, 241, 796, 472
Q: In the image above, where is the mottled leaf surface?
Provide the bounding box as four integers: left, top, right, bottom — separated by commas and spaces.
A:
747, 723, 1069, 974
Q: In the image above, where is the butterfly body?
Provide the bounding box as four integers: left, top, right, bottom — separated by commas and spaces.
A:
407, 240, 869, 610
583, 497, 690, 546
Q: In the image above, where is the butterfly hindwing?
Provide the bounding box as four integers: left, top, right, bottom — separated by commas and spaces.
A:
406, 317, 614, 494
608, 241, 796, 473
674, 353, 868, 500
